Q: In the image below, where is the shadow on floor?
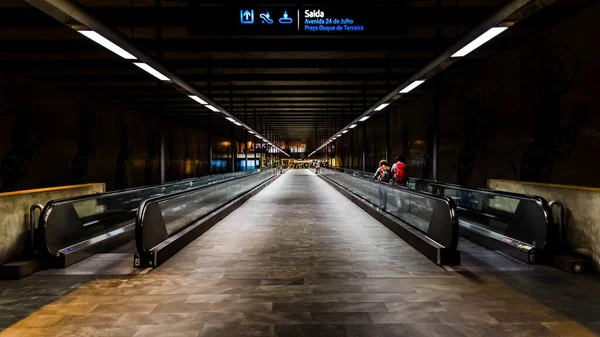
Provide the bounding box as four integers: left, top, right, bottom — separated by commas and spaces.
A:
457, 239, 600, 334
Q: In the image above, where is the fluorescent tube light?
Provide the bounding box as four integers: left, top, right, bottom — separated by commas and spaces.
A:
452, 27, 508, 58
342, 130, 348, 134
133, 62, 170, 81
359, 116, 370, 122
248, 131, 255, 134
225, 117, 242, 126
78, 30, 137, 60
188, 95, 207, 104
374, 103, 389, 111
399, 80, 425, 94
205, 105, 219, 112
349, 124, 357, 129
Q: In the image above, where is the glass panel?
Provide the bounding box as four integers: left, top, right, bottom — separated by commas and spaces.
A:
153, 169, 276, 239
321, 169, 444, 236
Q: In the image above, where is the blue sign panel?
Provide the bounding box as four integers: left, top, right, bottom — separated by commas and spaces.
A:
240, 9, 254, 24
302, 9, 365, 33
237, 7, 366, 34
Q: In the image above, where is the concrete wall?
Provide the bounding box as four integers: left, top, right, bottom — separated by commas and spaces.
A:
489, 179, 600, 271
333, 2, 600, 187
0, 183, 105, 265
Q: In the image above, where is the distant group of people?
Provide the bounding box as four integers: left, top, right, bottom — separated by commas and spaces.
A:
372, 155, 408, 210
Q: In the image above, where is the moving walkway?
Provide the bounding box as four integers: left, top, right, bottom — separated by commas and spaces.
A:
316, 167, 564, 267
316, 167, 460, 265
134, 168, 279, 267
37, 170, 271, 268
408, 178, 554, 264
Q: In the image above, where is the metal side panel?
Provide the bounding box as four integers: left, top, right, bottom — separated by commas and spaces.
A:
319, 175, 460, 266
137, 174, 280, 268
458, 220, 540, 264
54, 224, 136, 268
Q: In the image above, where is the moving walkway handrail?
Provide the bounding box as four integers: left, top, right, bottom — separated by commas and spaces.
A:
328, 167, 457, 201
135, 169, 267, 256
39, 175, 222, 210
409, 177, 551, 203
409, 177, 554, 250
321, 167, 459, 250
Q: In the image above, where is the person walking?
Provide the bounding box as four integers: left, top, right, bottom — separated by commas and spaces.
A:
373, 159, 391, 210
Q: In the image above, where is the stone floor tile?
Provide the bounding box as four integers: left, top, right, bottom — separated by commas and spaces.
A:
542, 322, 600, 337
198, 323, 273, 337
183, 312, 244, 325
311, 312, 372, 324
10, 314, 63, 328
51, 326, 140, 337
0, 327, 59, 337
133, 324, 203, 337
274, 324, 347, 337
115, 313, 188, 326
93, 303, 157, 314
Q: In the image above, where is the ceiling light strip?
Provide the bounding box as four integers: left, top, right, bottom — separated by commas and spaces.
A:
308, 0, 530, 157
25, 0, 288, 157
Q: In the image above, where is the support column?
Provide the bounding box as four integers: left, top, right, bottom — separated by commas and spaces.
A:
160, 130, 165, 183
385, 55, 392, 163
244, 101, 248, 171
349, 130, 353, 170
349, 99, 354, 170
158, 84, 165, 183
156, 0, 165, 183
362, 84, 368, 172
207, 55, 213, 175
362, 123, 367, 172
230, 123, 235, 173
433, 81, 440, 181
314, 122, 318, 156
230, 83, 235, 172
432, 0, 441, 181
385, 110, 391, 162
208, 111, 213, 175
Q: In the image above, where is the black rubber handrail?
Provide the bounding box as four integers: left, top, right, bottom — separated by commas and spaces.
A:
328, 167, 457, 203
409, 177, 550, 203
409, 177, 553, 229
40, 174, 221, 209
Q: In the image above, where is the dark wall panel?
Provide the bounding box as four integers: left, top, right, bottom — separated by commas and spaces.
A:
0, 75, 211, 192
355, 2, 600, 187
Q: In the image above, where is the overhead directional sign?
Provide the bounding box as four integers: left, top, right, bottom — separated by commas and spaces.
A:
236, 6, 366, 34
187, 5, 409, 36
302, 9, 364, 33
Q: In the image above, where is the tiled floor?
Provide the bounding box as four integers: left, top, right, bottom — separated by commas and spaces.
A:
1, 169, 599, 336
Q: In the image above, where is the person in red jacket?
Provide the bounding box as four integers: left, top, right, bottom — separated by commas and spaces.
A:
392, 155, 408, 187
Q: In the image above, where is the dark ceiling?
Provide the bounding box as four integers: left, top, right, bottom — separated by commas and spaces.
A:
0, 0, 592, 146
